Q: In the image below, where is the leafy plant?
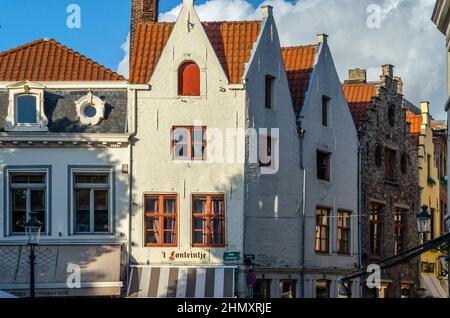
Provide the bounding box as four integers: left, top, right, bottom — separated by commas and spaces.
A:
428, 177, 437, 187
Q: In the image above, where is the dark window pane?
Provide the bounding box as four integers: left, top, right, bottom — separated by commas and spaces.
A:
146, 217, 160, 230
163, 231, 176, 244
164, 217, 176, 231
193, 217, 207, 230
193, 198, 207, 214
12, 211, 26, 233
75, 189, 90, 233
212, 198, 225, 214
164, 198, 176, 214
83, 105, 97, 118
94, 190, 108, 232
16, 95, 37, 124
145, 197, 159, 214
11, 190, 27, 233
146, 231, 159, 244
11, 175, 45, 184
75, 174, 108, 184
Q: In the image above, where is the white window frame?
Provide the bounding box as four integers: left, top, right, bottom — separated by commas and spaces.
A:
5, 81, 48, 132
6, 168, 50, 236
70, 168, 114, 235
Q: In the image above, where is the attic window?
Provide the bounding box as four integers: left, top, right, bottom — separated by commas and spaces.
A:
16, 95, 38, 124
75, 91, 106, 126
5, 82, 48, 132
178, 61, 200, 96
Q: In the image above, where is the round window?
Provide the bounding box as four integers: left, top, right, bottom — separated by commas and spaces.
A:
83, 105, 97, 118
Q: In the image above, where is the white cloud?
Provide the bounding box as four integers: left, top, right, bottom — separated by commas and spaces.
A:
118, 0, 447, 118
117, 33, 130, 78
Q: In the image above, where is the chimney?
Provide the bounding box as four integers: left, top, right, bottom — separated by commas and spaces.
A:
317, 33, 328, 45
261, 5, 273, 19
421, 101, 430, 126
346, 68, 367, 84
394, 76, 403, 95
381, 64, 394, 78
131, 0, 159, 57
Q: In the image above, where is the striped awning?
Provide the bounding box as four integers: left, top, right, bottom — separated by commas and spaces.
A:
127, 266, 236, 298
421, 274, 447, 298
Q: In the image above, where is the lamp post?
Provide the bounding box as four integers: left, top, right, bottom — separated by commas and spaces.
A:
24, 212, 41, 298
417, 205, 432, 243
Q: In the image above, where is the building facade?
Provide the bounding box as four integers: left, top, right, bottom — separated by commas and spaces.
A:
343, 66, 420, 298
0, 38, 130, 297
406, 102, 448, 298
283, 38, 360, 298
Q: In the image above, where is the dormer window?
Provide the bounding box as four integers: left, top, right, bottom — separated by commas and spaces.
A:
16, 94, 38, 124
5, 81, 48, 132
178, 61, 200, 96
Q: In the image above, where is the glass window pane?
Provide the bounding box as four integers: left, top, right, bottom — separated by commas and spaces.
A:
12, 189, 26, 211
164, 217, 176, 231
164, 198, 176, 214
75, 174, 108, 184
193, 217, 207, 230
17, 95, 37, 124
145, 197, 159, 214
75, 210, 90, 233
30, 190, 45, 211
212, 198, 225, 214
146, 231, 159, 244
193, 231, 207, 244
11, 174, 45, 184
163, 231, 176, 244
193, 198, 207, 214
94, 190, 108, 232
146, 217, 160, 230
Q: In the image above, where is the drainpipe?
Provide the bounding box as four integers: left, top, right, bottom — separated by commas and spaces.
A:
297, 117, 306, 298
357, 141, 363, 297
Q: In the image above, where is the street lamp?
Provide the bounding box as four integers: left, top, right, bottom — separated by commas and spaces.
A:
417, 205, 432, 243
24, 212, 41, 298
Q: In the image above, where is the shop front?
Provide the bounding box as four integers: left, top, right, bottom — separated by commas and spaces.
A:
0, 244, 125, 297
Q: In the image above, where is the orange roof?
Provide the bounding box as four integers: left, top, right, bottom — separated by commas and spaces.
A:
342, 83, 377, 127
282, 45, 318, 113
406, 110, 422, 134
0, 38, 125, 82
129, 21, 261, 84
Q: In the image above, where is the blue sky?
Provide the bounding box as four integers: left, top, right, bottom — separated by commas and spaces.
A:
0, 0, 265, 72
0, 0, 447, 119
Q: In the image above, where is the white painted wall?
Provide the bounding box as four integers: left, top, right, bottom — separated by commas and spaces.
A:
130, 3, 247, 267
299, 40, 360, 297
0, 147, 129, 243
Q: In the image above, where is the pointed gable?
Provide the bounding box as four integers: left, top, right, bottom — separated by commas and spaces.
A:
342, 83, 377, 128
406, 110, 422, 146
0, 38, 125, 82
282, 45, 318, 113
129, 20, 261, 85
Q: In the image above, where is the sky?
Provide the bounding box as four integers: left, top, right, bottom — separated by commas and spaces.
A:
0, 0, 447, 119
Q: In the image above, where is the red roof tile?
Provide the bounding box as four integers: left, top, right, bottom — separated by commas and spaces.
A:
0, 38, 125, 82
282, 45, 318, 113
342, 83, 377, 127
129, 21, 261, 84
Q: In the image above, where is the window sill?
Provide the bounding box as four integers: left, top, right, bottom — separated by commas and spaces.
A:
315, 251, 331, 256
192, 245, 226, 248
5, 125, 49, 132
145, 244, 178, 248
384, 179, 399, 187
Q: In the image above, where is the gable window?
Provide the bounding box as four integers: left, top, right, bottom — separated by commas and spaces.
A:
370, 203, 383, 256
73, 173, 111, 234
192, 194, 226, 247
16, 95, 37, 124
178, 61, 200, 96
9, 172, 47, 235
172, 126, 207, 160
317, 151, 331, 181
144, 194, 177, 247
322, 96, 330, 126
385, 148, 396, 181
265, 75, 275, 109
394, 208, 407, 254
315, 207, 330, 253
6, 82, 48, 131
388, 104, 395, 127
337, 211, 351, 255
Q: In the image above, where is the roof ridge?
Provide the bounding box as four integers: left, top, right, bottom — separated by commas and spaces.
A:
282, 44, 319, 49
0, 38, 48, 57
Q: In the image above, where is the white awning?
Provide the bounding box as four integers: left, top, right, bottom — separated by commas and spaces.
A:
127, 266, 236, 298
421, 274, 447, 298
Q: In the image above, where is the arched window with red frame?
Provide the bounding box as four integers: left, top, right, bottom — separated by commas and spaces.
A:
178, 61, 200, 96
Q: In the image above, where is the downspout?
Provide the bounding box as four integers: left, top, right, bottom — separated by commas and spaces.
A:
357, 140, 363, 297
297, 117, 306, 298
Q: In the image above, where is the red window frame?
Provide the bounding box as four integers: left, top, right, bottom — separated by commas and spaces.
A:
178, 61, 200, 96
172, 126, 207, 160
394, 208, 407, 254
144, 194, 178, 247
315, 207, 330, 253
192, 194, 226, 247
370, 203, 383, 256
337, 210, 351, 255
